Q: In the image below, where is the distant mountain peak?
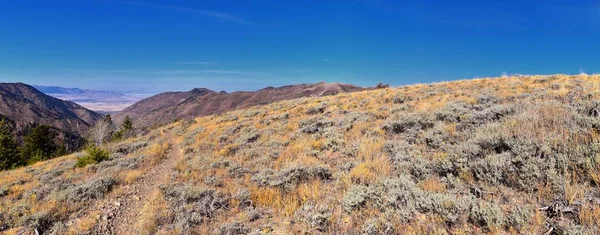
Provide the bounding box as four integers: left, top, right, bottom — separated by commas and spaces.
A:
260, 86, 275, 91
190, 88, 215, 94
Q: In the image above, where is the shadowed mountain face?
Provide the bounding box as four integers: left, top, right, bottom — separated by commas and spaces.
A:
114, 82, 364, 129
0, 83, 102, 135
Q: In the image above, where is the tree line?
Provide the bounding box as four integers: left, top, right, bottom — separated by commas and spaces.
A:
0, 115, 134, 170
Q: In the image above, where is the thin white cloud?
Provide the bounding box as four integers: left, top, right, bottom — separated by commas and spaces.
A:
319, 59, 335, 64
149, 70, 263, 76
284, 68, 311, 73
124, 1, 256, 25
179, 61, 216, 65
60, 69, 142, 73
60, 68, 263, 76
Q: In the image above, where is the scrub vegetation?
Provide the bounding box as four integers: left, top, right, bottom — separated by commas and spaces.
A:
2, 74, 600, 234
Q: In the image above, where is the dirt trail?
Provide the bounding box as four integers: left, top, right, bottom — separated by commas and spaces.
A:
92, 133, 181, 234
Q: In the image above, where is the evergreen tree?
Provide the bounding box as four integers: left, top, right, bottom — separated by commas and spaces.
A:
122, 116, 133, 132
112, 116, 134, 141
19, 125, 59, 164
0, 119, 19, 170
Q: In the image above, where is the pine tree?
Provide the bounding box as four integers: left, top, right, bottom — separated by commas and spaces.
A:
0, 119, 19, 170
119, 115, 134, 139
19, 125, 59, 164
122, 116, 133, 132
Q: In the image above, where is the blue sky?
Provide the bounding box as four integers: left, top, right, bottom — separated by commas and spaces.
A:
1, 0, 599, 93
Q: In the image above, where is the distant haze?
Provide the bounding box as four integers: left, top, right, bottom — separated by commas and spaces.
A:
34, 85, 151, 112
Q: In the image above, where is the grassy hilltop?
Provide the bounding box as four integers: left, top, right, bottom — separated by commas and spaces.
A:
2, 74, 600, 234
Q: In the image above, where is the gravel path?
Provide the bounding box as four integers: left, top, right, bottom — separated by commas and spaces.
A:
92, 133, 181, 234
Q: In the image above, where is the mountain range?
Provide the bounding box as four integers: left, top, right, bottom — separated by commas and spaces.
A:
114, 82, 364, 129
0, 83, 103, 135
1, 82, 364, 136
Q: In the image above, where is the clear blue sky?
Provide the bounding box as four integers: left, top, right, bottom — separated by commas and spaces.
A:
1, 0, 599, 93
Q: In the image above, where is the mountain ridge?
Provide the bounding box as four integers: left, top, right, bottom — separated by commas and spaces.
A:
0, 82, 103, 135
114, 82, 364, 129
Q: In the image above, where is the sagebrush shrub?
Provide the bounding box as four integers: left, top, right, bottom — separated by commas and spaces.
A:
382, 112, 434, 135
434, 101, 472, 123
252, 166, 332, 191
217, 221, 249, 235
342, 185, 372, 212
306, 102, 327, 115
470, 153, 511, 186
299, 117, 333, 134
469, 200, 504, 228
295, 203, 332, 232
506, 205, 534, 230
64, 176, 116, 203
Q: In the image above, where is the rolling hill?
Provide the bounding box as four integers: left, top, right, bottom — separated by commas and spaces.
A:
2, 75, 600, 234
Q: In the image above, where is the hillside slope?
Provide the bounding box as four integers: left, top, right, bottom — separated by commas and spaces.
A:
113, 82, 363, 129
3, 75, 600, 234
0, 83, 102, 135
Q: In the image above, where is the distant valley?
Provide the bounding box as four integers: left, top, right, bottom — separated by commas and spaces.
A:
34, 85, 150, 113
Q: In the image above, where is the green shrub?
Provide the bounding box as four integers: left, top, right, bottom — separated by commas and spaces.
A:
76, 145, 110, 168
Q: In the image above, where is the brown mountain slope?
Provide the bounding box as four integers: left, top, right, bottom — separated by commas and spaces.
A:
114, 82, 363, 129
0, 82, 102, 134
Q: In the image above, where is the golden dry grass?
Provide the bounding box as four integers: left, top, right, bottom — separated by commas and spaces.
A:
4, 74, 600, 234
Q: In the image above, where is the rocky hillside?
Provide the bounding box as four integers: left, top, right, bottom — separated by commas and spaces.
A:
113, 82, 364, 129
3, 74, 600, 234
0, 83, 102, 135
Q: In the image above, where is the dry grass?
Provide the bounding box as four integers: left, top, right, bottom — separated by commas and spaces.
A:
146, 141, 170, 165
135, 189, 171, 235
67, 210, 101, 235
4, 74, 600, 234
249, 186, 301, 216
0, 128, 163, 234
579, 203, 600, 228
118, 169, 144, 184
588, 154, 600, 187
418, 177, 447, 193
